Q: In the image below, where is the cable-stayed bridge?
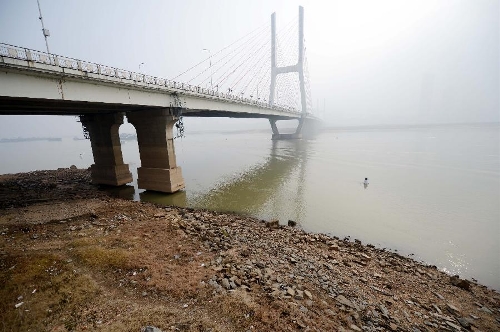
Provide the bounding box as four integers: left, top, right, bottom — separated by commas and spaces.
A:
0, 6, 319, 193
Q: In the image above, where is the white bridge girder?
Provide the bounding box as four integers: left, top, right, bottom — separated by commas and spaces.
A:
0, 56, 305, 120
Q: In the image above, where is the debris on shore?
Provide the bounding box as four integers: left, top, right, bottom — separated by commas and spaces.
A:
1, 169, 499, 331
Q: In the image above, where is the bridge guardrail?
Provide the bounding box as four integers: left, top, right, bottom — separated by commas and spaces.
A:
0, 43, 302, 115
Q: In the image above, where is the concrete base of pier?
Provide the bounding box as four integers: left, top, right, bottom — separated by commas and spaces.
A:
271, 132, 302, 140
89, 164, 134, 186
137, 167, 185, 193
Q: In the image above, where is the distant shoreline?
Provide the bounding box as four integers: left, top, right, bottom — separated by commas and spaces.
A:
0, 137, 62, 143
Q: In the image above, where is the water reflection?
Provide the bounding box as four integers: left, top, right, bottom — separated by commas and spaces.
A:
101, 184, 136, 200
191, 138, 311, 222
140, 190, 187, 207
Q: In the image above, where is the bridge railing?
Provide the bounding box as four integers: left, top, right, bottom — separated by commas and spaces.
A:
0, 43, 301, 115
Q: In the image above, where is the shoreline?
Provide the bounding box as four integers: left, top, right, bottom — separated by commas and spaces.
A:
1, 168, 499, 331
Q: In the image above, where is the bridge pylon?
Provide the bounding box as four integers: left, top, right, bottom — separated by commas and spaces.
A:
268, 6, 307, 140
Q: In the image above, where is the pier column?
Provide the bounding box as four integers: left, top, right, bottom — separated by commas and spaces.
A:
127, 109, 185, 193
79, 113, 133, 186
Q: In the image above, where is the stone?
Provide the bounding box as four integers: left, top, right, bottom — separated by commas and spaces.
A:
70, 165, 77, 170
304, 290, 313, 300
295, 290, 304, 300
287, 220, 297, 227
286, 287, 295, 297
379, 304, 389, 317
479, 306, 492, 314
336, 295, 355, 309
324, 309, 336, 317
446, 303, 461, 316
457, 317, 471, 329
144, 327, 163, 332
350, 324, 362, 331
266, 219, 279, 228
445, 321, 462, 330
433, 291, 445, 300
450, 275, 471, 291
221, 278, 231, 290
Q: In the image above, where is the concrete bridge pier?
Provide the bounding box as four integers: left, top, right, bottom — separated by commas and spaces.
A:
79, 113, 133, 186
127, 109, 185, 193
269, 117, 303, 140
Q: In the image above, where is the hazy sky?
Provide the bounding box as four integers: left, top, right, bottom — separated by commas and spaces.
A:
0, 0, 498, 137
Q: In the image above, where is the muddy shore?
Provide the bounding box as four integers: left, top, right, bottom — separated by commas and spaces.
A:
1, 169, 499, 331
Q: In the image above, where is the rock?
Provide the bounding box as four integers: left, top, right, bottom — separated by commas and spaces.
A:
350, 324, 362, 331
295, 290, 304, 300
433, 291, 445, 300
446, 303, 461, 316
379, 304, 389, 317
69, 165, 77, 170
144, 327, 163, 332
324, 309, 336, 317
445, 321, 462, 330
479, 306, 492, 314
221, 278, 231, 290
336, 295, 355, 309
266, 220, 279, 228
450, 275, 471, 291
287, 220, 297, 227
389, 323, 398, 331
286, 287, 295, 297
330, 244, 339, 251
457, 317, 471, 329
304, 290, 313, 300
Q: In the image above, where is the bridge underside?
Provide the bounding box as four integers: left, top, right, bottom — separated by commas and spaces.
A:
0, 96, 294, 120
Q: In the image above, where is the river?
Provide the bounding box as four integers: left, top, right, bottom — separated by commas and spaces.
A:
1, 123, 499, 290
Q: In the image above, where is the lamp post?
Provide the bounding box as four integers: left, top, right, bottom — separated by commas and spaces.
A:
202, 48, 213, 90
37, 0, 50, 53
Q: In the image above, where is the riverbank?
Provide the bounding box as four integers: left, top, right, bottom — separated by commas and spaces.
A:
0, 169, 499, 331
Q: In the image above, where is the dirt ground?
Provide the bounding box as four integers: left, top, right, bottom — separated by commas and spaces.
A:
0, 169, 499, 331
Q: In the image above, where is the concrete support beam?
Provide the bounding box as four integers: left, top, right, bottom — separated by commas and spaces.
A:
127, 109, 185, 193
79, 113, 133, 186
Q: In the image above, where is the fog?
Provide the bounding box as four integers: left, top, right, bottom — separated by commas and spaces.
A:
0, 0, 498, 138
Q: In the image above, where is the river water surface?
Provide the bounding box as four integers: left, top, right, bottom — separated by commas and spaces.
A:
1, 123, 499, 289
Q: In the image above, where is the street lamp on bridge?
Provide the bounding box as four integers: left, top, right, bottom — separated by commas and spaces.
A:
202, 48, 213, 90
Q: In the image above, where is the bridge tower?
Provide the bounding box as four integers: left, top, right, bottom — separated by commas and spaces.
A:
269, 6, 307, 140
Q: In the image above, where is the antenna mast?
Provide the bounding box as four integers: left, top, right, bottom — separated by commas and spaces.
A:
37, 0, 51, 53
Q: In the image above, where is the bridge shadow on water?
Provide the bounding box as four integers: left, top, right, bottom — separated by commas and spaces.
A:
104, 137, 313, 225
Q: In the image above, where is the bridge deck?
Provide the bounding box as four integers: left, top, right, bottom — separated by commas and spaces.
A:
0, 44, 315, 120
